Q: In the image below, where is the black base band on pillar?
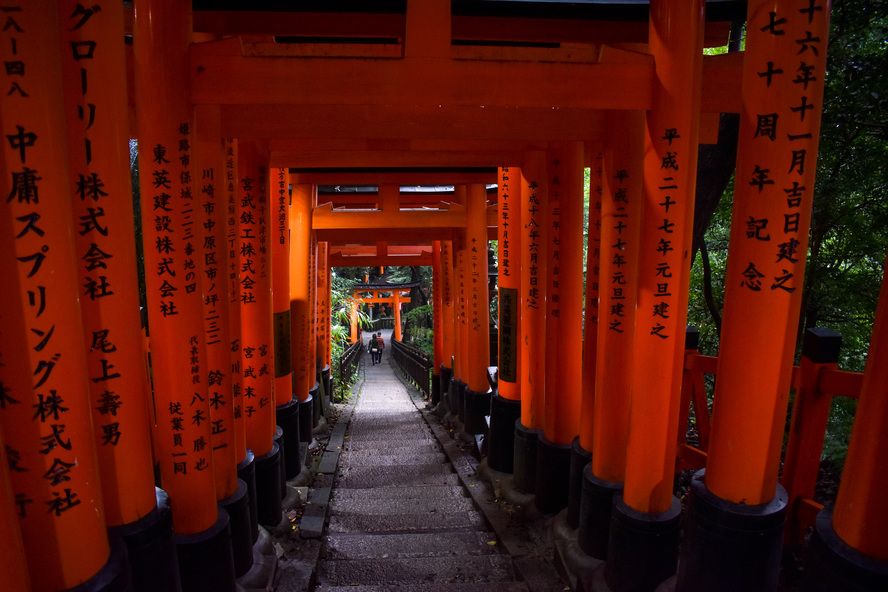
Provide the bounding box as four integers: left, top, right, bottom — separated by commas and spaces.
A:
463, 387, 492, 434
276, 397, 301, 480
453, 380, 467, 423
487, 393, 522, 474
675, 469, 787, 592
254, 443, 283, 527
513, 420, 542, 494
440, 365, 453, 406
298, 395, 314, 444
578, 464, 623, 559
604, 493, 682, 592
535, 434, 572, 515
802, 505, 888, 592
237, 451, 258, 544
174, 509, 236, 592
110, 487, 180, 592
568, 437, 593, 529
273, 425, 286, 498
219, 479, 252, 579
310, 383, 321, 428
431, 373, 441, 406
322, 365, 331, 409
66, 532, 132, 592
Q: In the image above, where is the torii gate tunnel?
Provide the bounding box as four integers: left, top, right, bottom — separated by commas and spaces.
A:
0, 1, 885, 591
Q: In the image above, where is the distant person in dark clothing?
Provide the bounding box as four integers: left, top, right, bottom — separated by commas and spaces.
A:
369, 333, 380, 365
376, 334, 385, 363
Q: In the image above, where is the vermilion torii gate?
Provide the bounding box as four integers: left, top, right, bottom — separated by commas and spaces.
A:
1, 2, 886, 592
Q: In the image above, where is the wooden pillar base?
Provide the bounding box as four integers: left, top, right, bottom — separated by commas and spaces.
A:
276, 398, 302, 480
604, 494, 681, 592
111, 487, 180, 592
298, 396, 314, 444
439, 365, 453, 407
237, 452, 259, 544
578, 465, 623, 560
431, 373, 442, 406
254, 444, 283, 528
675, 470, 787, 592
321, 365, 332, 410
453, 380, 467, 424
802, 506, 888, 592
311, 382, 322, 428
463, 387, 491, 435
274, 426, 287, 498
568, 438, 593, 529
487, 394, 522, 474
65, 535, 132, 592
174, 510, 236, 592
513, 421, 542, 494
219, 479, 253, 579
535, 434, 572, 515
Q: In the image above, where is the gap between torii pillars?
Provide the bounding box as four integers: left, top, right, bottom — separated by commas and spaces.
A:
487, 166, 522, 473
604, 1, 703, 589
431, 241, 445, 406
0, 4, 123, 589
316, 241, 332, 412
439, 239, 456, 408
461, 184, 492, 436
272, 167, 301, 482
290, 181, 316, 448
513, 153, 547, 494
578, 111, 645, 561
536, 144, 585, 515
133, 1, 236, 590
676, 1, 831, 590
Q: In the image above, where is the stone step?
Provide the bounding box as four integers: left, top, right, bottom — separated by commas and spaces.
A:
316, 555, 517, 587
328, 509, 487, 534
336, 464, 457, 489
338, 451, 448, 467
316, 585, 530, 592
322, 531, 500, 560
328, 494, 476, 516
343, 440, 441, 454
331, 485, 468, 502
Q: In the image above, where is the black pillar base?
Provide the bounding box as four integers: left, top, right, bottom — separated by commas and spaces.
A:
513, 420, 542, 494
321, 365, 331, 409
66, 532, 132, 592
453, 380, 467, 423
535, 434, 572, 515
219, 479, 252, 579
310, 383, 321, 428
802, 505, 888, 592
440, 365, 453, 408
604, 494, 681, 592
298, 395, 314, 444
110, 487, 180, 592
464, 387, 491, 435
675, 469, 787, 592
276, 397, 301, 480
237, 451, 258, 544
175, 509, 236, 592
578, 464, 623, 559
487, 393, 522, 474
568, 438, 593, 529
254, 443, 283, 527
273, 425, 286, 498
431, 373, 441, 406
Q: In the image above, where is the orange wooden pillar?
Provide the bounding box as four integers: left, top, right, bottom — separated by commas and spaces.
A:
676, 1, 831, 590
450, 186, 468, 425
439, 239, 456, 404
536, 144, 585, 514
570, 150, 603, 529
805, 258, 888, 587
514, 153, 547, 493
316, 242, 332, 409
290, 182, 315, 449
308, 231, 321, 428
578, 111, 645, 560
194, 107, 254, 578
272, 167, 300, 482
0, 5, 121, 588
607, 2, 703, 588
431, 241, 445, 406
0, 423, 31, 591
237, 143, 281, 527
393, 291, 403, 342
462, 184, 492, 435
488, 166, 523, 473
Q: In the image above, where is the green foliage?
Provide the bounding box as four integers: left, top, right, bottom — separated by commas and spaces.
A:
402, 304, 434, 355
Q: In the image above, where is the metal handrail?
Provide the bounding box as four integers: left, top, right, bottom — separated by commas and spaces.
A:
391, 338, 432, 398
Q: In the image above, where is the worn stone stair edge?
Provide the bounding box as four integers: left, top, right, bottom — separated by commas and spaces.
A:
389, 359, 569, 592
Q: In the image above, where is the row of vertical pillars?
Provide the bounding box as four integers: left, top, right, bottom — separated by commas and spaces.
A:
0, 2, 334, 591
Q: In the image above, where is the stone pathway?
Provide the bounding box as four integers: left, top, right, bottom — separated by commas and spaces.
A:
313, 337, 533, 591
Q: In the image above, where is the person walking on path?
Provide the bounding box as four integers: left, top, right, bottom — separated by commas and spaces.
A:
375, 333, 385, 363
368, 333, 380, 365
